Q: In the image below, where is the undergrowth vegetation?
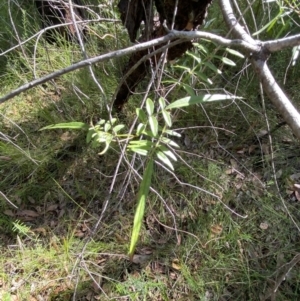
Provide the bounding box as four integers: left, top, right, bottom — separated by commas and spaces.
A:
1, 0, 300, 300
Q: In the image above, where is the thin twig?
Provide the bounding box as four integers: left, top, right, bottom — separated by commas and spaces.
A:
0, 191, 18, 209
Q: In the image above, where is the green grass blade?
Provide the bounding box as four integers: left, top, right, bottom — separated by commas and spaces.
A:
40, 122, 88, 130
129, 159, 154, 260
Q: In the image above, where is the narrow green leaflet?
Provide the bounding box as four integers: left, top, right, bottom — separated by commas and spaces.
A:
129, 148, 149, 156
138, 129, 155, 138
129, 159, 154, 259
149, 115, 158, 137
166, 94, 241, 110
186, 51, 201, 64
174, 65, 191, 73
110, 118, 117, 125
162, 110, 172, 127
195, 70, 213, 85
193, 43, 208, 54
156, 150, 174, 170
129, 140, 153, 147
252, 10, 289, 36
161, 137, 180, 148
98, 119, 106, 125
203, 61, 222, 74
165, 129, 181, 137
104, 122, 111, 132
219, 56, 236, 66
158, 97, 166, 110
113, 124, 125, 133
163, 80, 195, 96
136, 123, 146, 135
181, 83, 196, 96
86, 129, 95, 143
146, 98, 155, 116
40, 122, 88, 131
158, 145, 177, 161
127, 141, 152, 155
225, 48, 245, 58
136, 108, 147, 123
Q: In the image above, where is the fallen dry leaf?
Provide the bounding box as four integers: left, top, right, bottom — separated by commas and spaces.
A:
230, 159, 239, 169
294, 184, 300, 191
17, 210, 39, 217
131, 254, 151, 264
260, 222, 269, 230
289, 173, 300, 181
4, 210, 15, 217
60, 131, 73, 142
295, 191, 300, 202
225, 168, 234, 175
172, 259, 181, 271
236, 147, 246, 154
139, 247, 153, 255
33, 227, 47, 236
46, 204, 58, 212
74, 231, 85, 238
0, 156, 11, 161
261, 143, 270, 155
210, 224, 223, 235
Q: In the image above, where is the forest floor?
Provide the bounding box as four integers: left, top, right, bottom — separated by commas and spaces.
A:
1, 1, 300, 301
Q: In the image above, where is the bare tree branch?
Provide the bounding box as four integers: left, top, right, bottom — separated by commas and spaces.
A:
1, 10, 300, 137
219, 0, 300, 140
264, 34, 300, 52
0, 34, 173, 104
0, 31, 253, 105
